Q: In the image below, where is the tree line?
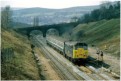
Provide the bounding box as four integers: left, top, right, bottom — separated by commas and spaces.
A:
77, 1, 120, 24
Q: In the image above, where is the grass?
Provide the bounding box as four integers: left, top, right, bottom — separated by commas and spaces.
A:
1, 28, 40, 80
63, 18, 120, 58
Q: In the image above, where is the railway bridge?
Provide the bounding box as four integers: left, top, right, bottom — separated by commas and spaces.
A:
14, 22, 77, 37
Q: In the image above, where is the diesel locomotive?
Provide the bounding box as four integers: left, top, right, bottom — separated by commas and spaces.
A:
46, 36, 88, 62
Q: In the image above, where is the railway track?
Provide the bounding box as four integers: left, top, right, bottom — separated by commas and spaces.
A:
85, 57, 120, 80
33, 36, 83, 80
31, 35, 118, 80
77, 65, 116, 80
31, 37, 66, 79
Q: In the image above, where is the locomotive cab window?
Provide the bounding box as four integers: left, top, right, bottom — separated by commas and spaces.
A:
75, 43, 82, 50
75, 43, 87, 50
83, 43, 88, 50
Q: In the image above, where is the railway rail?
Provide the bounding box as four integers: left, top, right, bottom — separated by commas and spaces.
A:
31, 35, 119, 80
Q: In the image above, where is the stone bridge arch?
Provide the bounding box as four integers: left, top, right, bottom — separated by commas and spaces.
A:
46, 28, 59, 37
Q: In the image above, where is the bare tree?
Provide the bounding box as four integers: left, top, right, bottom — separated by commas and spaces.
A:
33, 16, 39, 26
1, 6, 12, 28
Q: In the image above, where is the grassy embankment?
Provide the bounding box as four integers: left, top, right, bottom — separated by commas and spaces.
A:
1, 28, 40, 80
63, 19, 120, 58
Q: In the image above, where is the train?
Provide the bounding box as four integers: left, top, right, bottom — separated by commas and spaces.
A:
46, 36, 88, 63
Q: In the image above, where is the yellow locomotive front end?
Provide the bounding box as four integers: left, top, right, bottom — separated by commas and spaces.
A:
73, 43, 88, 59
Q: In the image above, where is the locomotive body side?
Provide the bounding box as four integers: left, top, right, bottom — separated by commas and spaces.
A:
64, 43, 73, 58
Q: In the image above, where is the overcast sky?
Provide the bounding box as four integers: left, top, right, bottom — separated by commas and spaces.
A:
1, 0, 119, 9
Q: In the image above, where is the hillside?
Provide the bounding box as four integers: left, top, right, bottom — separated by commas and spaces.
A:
1, 28, 40, 80
63, 18, 120, 58
12, 5, 99, 26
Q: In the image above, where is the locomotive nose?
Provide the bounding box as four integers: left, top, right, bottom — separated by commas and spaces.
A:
77, 48, 88, 58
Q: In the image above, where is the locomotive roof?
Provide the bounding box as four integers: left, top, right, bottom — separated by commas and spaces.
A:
65, 41, 87, 46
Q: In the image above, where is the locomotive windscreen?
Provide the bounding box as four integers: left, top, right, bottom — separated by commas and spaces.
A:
75, 43, 88, 50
